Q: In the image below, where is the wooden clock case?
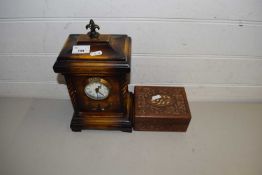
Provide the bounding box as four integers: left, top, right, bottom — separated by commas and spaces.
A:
53, 34, 133, 132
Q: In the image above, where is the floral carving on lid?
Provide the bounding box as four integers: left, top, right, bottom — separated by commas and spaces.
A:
135, 87, 190, 117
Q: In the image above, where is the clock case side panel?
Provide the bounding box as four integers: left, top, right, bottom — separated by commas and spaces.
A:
64, 75, 78, 111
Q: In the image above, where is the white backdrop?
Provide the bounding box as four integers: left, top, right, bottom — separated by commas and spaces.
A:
0, 0, 262, 101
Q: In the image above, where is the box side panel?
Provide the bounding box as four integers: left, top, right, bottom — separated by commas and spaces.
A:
134, 117, 191, 132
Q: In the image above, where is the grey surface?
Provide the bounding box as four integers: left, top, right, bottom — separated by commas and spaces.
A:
0, 97, 262, 175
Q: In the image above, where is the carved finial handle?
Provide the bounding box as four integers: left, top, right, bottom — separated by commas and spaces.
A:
86, 19, 100, 38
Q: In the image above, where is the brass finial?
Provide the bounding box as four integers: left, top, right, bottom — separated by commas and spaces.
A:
86, 19, 100, 38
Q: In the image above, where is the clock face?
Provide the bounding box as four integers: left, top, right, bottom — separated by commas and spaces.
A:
84, 78, 110, 100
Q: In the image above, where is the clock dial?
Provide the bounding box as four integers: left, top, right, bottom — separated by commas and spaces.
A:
84, 78, 110, 100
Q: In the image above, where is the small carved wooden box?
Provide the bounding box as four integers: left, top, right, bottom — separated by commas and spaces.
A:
134, 86, 191, 132
53, 20, 132, 132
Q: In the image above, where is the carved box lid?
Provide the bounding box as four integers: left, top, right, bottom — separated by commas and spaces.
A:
134, 86, 191, 131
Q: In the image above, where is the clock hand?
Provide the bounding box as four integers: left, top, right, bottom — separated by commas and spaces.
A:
98, 91, 104, 96
95, 85, 105, 98
95, 85, 104, 96
95, 85, 101, 91
95, 86, 100, 93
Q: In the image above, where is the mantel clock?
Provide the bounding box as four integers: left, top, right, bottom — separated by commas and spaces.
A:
53, 20, 133, 132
